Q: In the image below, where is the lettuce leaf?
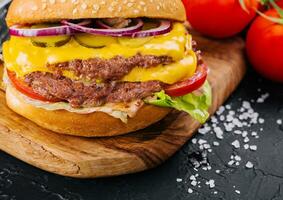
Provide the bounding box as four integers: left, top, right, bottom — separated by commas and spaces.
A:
146, 81, 212, 123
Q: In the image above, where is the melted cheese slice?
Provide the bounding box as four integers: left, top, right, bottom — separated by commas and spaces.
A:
3, 23, 197, 84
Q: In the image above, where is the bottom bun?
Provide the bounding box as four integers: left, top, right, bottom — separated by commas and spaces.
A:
6, 85, 171, 137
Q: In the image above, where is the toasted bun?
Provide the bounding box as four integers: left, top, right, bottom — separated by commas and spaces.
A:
6, 0, 186, 26
6, 85, 171, 137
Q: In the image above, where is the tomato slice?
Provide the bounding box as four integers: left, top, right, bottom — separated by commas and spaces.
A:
165, 64, 208, 97
7, 70, 59, 102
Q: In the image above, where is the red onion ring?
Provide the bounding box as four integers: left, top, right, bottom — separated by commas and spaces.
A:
9, 21, 91, 37
94, 19, 172, 37
9, 25, 73, 37
62, 19, 144, 37
130, 20, 172, 37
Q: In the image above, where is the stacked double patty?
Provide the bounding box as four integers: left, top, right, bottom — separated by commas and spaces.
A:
24, 42, 202, 108
24, 54, 172, 108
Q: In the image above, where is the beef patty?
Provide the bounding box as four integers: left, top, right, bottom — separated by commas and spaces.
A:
24, 72, 164, 108
49, 53, 173, 81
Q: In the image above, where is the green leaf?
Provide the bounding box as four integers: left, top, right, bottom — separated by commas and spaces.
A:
146, 81, 212, 124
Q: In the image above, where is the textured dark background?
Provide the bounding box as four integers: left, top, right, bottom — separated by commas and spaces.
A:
1, 3, 283, 200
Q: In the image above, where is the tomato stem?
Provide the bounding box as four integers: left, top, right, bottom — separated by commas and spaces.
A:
256, 9, 283, 24
239, 0, 250, 13
255, 0, 283, 24
269, 0, 283, 18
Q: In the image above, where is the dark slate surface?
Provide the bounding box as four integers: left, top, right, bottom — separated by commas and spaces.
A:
1, 4, 283, 200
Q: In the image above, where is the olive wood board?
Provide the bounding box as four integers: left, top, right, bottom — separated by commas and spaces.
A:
0, 34, 246, 178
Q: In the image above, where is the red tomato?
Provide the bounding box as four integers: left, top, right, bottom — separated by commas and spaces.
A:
246, 9, 283, 82
182, 0, 259, 38
165, 64, 208, 97
7, 70, 59, 102
275, 0, 283, 7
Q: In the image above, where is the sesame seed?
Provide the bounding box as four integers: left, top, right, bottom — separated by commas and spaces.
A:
81, 3, 87, 9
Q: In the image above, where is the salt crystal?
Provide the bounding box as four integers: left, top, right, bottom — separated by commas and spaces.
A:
277, 119, 282, 125
234, 155, 241, 161
257, 93, 269, 103
243, 101, 251, 109
203, 144, 211, 149
231, 140, 240, 149
190, 175, 196, 181
211, 116, 218, 123
258, 118, 265, 124
214, 127, 224, 139
188, 188, 193, 193
198, 139, 207, 145
235, 190, 241, 194
192, 138, 197, 144
216, 106, 225, 115
215, 170, 220, 174
251, 131, 257, 136
226, 115, 234, 122
213, 141, 220, 146
206, 180, 215, 188
176, 178, 183, 182
228, 160, 235, 165
250, 145, 257, 151
191, 180, 197, 186
246, 161, 254, 169
244, 144, 250, 150
242, 131, 248, 138
234, 130, 242, 135
226, 105, 232, 110
244, 137, 250, 143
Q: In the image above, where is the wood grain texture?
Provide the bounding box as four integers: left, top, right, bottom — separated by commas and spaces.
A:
0, 35, 246, 178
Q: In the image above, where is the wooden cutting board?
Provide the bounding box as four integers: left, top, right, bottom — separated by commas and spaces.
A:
0, 34, 246, 178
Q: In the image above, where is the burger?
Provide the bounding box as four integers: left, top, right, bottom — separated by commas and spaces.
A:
2, 0, 211, 137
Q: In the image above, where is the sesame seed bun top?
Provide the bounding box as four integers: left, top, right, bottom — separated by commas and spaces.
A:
6, 0, 186, 26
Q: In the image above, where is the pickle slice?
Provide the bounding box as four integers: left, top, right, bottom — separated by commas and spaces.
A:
31, 35, 71, 47
117, 20, 157, 47
74, 34, 117, 48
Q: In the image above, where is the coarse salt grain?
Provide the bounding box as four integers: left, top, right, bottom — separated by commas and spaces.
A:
234, 155, 241, 161
231, 140, 240, 149
257, 93, 270, 103
213, 141, 220, 146
250, 145, 257, 151
214, 127, 224, 139
188, 188, 193, 193
246, 161, 254, 169
176, 178, 183, 182
191, 180, 197, 186
206, 180, 215, 188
